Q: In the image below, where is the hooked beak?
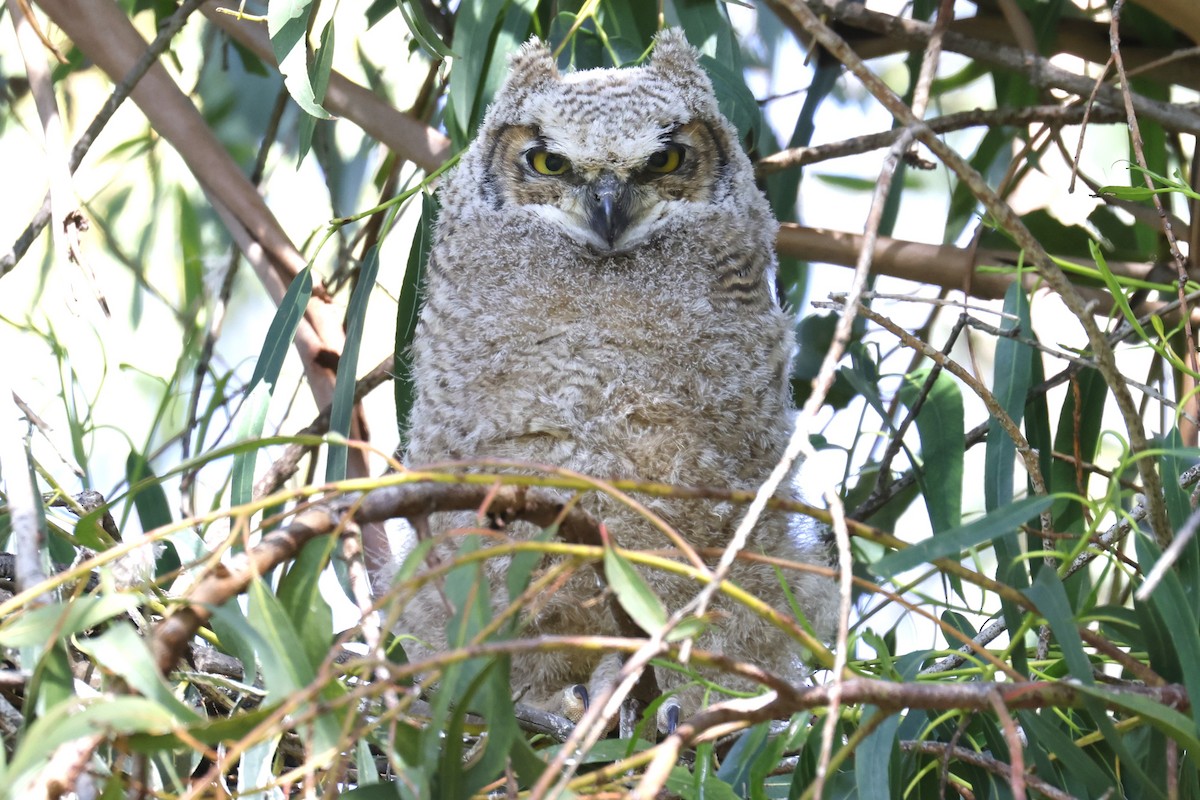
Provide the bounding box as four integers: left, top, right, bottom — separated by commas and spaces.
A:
586, 172, 633, 248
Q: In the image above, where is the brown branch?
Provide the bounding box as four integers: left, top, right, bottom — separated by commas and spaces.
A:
774, 0, 1171, 543
764, 0, 1200, 126
151, 484, 603, 674
756, 104, 1129, 177
901, 741, 1078, 800
201, 0, 452, 172
252, 356, 397, 500
30, 0, 360, 439
780, 224, 1200, 329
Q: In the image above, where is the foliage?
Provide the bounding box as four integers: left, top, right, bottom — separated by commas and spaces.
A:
1, 0, 1199, 797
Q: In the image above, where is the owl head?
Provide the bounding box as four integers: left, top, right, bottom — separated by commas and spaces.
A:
466, 29, 749, 255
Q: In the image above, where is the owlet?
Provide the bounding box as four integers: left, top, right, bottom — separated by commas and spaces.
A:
397, 29, 833, 722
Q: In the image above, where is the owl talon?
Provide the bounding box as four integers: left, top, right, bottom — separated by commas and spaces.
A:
658, 699, 682, 735
560, 684, 589, 723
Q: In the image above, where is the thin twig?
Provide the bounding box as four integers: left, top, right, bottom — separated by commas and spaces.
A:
1, 0, 209, 277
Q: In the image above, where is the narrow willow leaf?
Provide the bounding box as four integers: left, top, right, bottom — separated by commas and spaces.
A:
125, 449, 172, 533
129, 704, 280, 753
74, 623, 199, 722
267, 0, 334, 120
872, 495, 1052, 577
1090, 239, 1147, 339
340, 785, 402, 800
944, 127, 1006, 242
327, 244, 380, 481
1159, 428, 1193, 530
1073, 683, 1200, 768
231, 267, 312, 507
395, 0, 455, 58
988, 281, 1034, 674
855, 707, 900, 798
1026, 566, 1163, 796
898, 368, 964, 531
463, 659, 522, 795
176, 186, 203, 314
276, 537, 335, 670
0, 595, 138, 647
355, 739, 380, 788
666, 765, 739, 800
1134, 534, 1200, 742
1048, 368, 1106, 534
716, 722, 771, 794
395, 193, 435, 444
30, 642, 74, 719
7, 697, 182, 790
697, 55, 759, 142
446, 1, 512, 142
247, 578, 343, 755
239, 735, 284, 800
1018, 710, 1112, 795
604, 546, 667, 633
986, 282, 1032, 513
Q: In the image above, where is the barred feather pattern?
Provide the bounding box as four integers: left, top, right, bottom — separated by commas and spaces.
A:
395, 29, 834, 719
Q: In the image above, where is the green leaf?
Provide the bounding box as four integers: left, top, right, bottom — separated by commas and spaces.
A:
856, 707, 900, 797
1075, 683, 1200, 770
872, 495, 1053, 577
276, 536, 335, 669
247, 578, 343, 755
125, 450, 172, 533
1135, 533, 1200, 744
944, 126, 1007, 243
176, 186, 203, 315
1019, 709, 1115, 795
29, 641, 75, 719
395, 193, 435, 444
327, 244, 380, 481
0, 595, 139, 647
73, 623, 200, 723
267, 0, 334, 120
697, 54, 759, 143
665, 765, 738, 800
716, 721, 771, 794
447, 0, 536, 144
604, 546, 667, 633
987, 282, 1034, 673
1047, 368, 1106, 534
296, 17, 337, 163
231, 267, 313, 507
1026, 566, 1164, 796
898, 368, 964, 531
395, 0, 455, 59
254, 271, 315, 386
7, 697, 183, 789
986, 283, 1033, 513
341, 784, 402, 800
1090, 239, 1147, 339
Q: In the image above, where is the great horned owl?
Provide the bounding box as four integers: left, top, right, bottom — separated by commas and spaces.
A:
398, 29, 833, 720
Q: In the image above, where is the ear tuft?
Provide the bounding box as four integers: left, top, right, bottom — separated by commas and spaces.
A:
648, 28, 706, 83
505, 36, 559, 89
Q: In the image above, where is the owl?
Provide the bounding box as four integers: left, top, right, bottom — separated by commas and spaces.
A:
397, 29, 833, 725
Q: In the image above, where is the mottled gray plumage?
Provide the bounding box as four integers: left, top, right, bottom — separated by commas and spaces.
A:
397, 29, 833, 719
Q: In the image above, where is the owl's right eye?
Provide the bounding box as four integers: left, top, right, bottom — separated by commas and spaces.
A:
527, 149, 571, 176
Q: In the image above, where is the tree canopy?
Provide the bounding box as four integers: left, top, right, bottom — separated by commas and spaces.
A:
1, 0, 1200, 797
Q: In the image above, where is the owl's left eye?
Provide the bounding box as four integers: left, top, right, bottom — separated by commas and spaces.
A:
645, 144, 685, 174
527, 149, 571, 176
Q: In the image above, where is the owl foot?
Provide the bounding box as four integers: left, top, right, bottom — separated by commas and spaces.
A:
657, 698, 682, 735
559, 684, 590, 723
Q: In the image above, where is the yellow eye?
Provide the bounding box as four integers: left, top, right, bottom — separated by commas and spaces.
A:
527, 149, 570, 175
646, 145, 684, 174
